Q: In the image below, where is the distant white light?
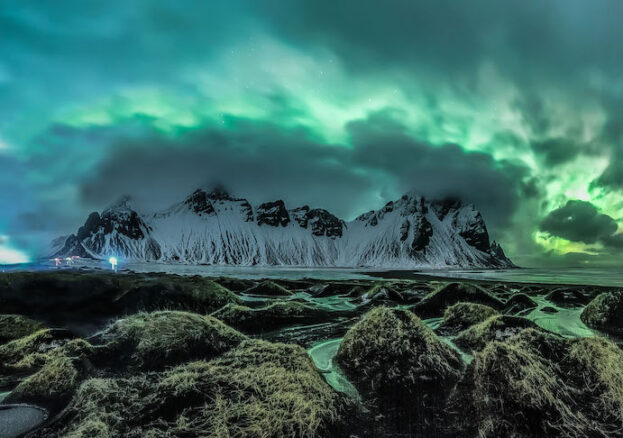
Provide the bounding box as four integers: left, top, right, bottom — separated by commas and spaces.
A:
109, 256, 118, 271
0, 236, 30, 265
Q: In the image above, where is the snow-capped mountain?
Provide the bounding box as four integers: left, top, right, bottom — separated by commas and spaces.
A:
52, 186, 514, 268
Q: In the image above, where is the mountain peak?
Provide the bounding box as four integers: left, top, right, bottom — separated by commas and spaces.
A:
104, 195, 134, 213
206, 184, 231, 200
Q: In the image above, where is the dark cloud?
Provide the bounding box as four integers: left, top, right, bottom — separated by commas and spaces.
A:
540, 200, 621, 246
346, 110, 528, 228
258, 0, 623, 83
530, 138, 581, 166
78, 110, 525, 231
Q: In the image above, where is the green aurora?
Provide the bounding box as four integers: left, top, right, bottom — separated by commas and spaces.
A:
1, 0, 623, 266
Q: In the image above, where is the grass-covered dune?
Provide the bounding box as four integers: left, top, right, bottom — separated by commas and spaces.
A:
0, 271, 240, 333
451, 329, 623, 437
436, 302, 500, 335
581, 291, 623, 335
336, 307, 463, 436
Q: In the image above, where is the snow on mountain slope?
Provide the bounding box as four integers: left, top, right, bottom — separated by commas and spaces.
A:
52, 187, 514, 268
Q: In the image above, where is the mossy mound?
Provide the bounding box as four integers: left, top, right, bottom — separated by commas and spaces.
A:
454, 315, 540, 352
336, 307, 462, 434
437, 302, 499, 335
504, 293, 538, 315
0, 314, 45, 344
0, 328, 76, 374
545, 287, 591, 308
412, 282, 504, 318
115, 276, 240, 315
94, 311, 246, 371
451, 329, 623, 437
244, 280, 292, 296
581, 291, 623, 335
211, 301, 330, 333
5, 339, 94, 411
37, 340, 350, 438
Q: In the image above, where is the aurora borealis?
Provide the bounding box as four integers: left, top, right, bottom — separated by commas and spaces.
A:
1, 0, 623, 266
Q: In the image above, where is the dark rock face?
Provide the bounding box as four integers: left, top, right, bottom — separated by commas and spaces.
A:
76, 212, 102, 241
355, 211, 375, 223
290, 205, 310, 228
490, 241, 507, 260
100, 209, 146, 240
399, 219, 410, 242
256, 200, 290, 227
581, 291, 623, 335
184, 189, 216, 215
206, 185, 232, 201
53, 234, 91, 258
432, 198, 462, 220
411, 216, 433, 252
457, 211, 491, 252
307, 208, 344, 237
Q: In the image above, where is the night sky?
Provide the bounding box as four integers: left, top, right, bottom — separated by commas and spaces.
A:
1, 0, 623, 266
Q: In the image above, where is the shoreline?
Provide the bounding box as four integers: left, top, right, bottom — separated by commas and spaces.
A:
360, 269, 620, 290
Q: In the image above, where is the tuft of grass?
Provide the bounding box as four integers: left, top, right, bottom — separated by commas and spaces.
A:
41, 340, 350, 438
454, 315, 539, 352
581, 291, 623, 335
0, 314, 44, 344
451, 328, 623, 437
0, 328, 75, 374
5, 338, 95, 411
437, 302, 499, 335
95, 310, 247, 371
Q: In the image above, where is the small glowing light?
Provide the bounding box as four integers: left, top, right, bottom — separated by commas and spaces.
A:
109, 257, 118, 271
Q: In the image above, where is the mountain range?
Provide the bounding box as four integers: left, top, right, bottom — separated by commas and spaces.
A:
51, 186, 514, 268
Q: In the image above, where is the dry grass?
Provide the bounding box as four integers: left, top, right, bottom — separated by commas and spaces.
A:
336, 307, 463, 397
452, 328, 623, 437
437, 302, 499, 335
38, 340, 349, 438
581, 291, 623, 335
95, 310, 246, 370
0, 328, 74, 374
0, 314, 44, 344
454, 315, 539, 352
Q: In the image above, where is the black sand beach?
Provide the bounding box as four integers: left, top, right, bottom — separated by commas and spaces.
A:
0, 269, 622, 437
